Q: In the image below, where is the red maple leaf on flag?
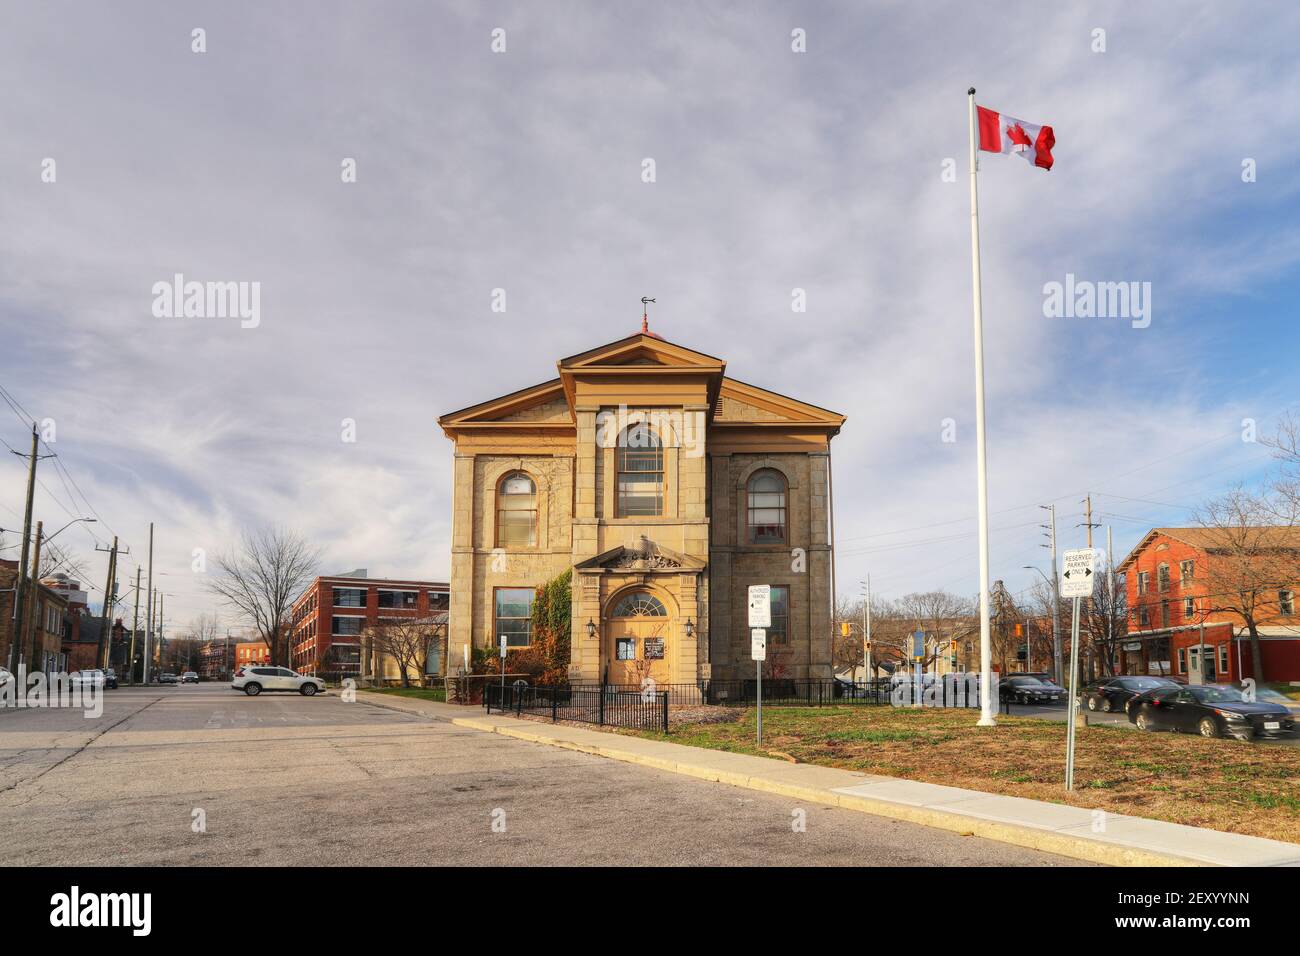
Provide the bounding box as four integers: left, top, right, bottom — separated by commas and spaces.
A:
1005, 123, 1032, 148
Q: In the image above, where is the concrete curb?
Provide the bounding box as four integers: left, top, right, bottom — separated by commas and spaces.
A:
356, 691, 1300, 867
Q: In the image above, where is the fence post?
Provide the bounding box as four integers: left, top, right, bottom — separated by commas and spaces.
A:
516, 687, 523, 717
599, 685, 606, 726
661, 691, 668, 733
551, 687, 558, 722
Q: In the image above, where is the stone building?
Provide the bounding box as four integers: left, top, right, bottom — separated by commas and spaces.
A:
437, 328, 845, 684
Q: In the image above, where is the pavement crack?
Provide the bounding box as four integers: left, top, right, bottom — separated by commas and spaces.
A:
0, 695, 165, 796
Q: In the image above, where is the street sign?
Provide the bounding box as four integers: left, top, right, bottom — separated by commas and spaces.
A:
747, 585, 771, 628
498, 635, 508, 659
751, 629, 767, 661
909, 630, 925, 659
1060, 548, 1098, 599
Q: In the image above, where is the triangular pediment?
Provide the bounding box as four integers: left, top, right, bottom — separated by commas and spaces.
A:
438, 379, 572, 429
560, 334, 726, 372
574, 538, 706, 573
714, 377, 845, 426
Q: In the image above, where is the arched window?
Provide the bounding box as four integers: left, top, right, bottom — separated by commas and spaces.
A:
747, 469, 787, 543
496, 472, 536, 548
616, 423, 663, 516
611, 592, 667, 617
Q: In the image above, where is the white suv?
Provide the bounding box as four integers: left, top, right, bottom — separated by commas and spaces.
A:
232, 666, 324, 697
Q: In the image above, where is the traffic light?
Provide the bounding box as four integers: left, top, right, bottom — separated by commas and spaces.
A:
840, 622, 850, 637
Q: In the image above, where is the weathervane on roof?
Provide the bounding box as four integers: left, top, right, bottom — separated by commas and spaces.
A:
640, 296, 655, 334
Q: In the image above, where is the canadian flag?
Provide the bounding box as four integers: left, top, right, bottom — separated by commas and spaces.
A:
977, 105, 1055, 170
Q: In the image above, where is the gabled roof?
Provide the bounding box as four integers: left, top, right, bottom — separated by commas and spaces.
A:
1117, 526, 1300, 572
438, 330, 845, 440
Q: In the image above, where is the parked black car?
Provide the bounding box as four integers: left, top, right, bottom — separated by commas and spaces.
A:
1080, 675, 1179, 713
1000, 675, 1065, 704
1128, 684, 1296, 739
104, 668, 118, 690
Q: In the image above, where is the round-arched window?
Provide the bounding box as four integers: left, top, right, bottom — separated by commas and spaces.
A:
747, 469, 787, 543
616, 424, 664, 516
497, 471, 537, 548
611, 592, 667, 617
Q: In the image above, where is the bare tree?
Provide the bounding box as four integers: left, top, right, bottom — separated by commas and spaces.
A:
191, 612, 221, 644
39, 541, 88, 581
1191, 489, 1300, 682
896, 590, 977, 669
207, 527, 320, 666
368, 615, 444, 687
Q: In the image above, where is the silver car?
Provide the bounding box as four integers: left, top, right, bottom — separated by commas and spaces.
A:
231, 666, 324, 697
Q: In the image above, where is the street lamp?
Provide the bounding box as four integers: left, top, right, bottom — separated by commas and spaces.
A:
45, 516, 96, 544
683, 618, 694, 638
1023, 565, 1059, 681
585, 618, 597, 639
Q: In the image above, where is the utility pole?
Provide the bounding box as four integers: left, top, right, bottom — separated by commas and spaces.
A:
143, 522, 154, 684
864, 575, 872, 681
7, 424, 40, 674
1041, 504, 1063, 684
95, 536, 119, 670
1080, 493, 1099, 549
157, 590, 165, 672
23, 520, 43, 672
1106, 525, 1115, 676
128, 566, 141, 684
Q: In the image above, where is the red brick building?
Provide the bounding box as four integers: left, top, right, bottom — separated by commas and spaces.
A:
234, 640, 271, 671
290, 570, 449, 680
1117, 527, 1300, 684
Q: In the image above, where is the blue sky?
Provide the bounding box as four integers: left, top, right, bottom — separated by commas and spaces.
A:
1, 1, 1297, 626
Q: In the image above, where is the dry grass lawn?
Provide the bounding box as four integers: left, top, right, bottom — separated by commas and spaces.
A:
630, 706, 1300, 843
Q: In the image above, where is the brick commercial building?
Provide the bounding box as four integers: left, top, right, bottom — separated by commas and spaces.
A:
197, 637, 269, 681
1117, 527, 1300, 684
234, 639, 271, 672
1, 559, 71, 674
437, 327, 845, 684
290, 571, 449, 681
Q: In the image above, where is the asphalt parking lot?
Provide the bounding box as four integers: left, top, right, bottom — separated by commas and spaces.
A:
1006, 698, 1300, 747
0, 683, 1081, 867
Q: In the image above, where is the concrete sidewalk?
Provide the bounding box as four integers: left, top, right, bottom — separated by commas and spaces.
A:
358, 691, 1300, 867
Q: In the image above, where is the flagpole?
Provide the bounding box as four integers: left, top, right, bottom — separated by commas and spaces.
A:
968, 87, 996, 727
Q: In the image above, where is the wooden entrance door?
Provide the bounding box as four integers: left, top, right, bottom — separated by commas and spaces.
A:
605, 591, 670, 685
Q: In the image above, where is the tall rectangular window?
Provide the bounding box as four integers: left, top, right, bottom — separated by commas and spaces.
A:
1179, 560, 1194, 584
747, 471, 787, 544
1157, 564, 1170, 592
616, 424, 664, 517
1280, 590, 1295, 615
496, 473, 537, 548
494, 587, 534, 647
1160, 600, 1170, 628
768, 585, 790, 644
1137, 571, 1149, 595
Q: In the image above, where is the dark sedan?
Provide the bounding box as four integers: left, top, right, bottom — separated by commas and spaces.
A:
1080, 675, 1180, 713
1000, 675, 1065, 704
1128, 684, 1296, 740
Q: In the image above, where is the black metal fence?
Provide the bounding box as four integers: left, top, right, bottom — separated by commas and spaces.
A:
485, 682, 669, 733
570, 681, 709, 706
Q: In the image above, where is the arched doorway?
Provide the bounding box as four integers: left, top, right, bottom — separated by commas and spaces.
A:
605, 590, 671, 685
